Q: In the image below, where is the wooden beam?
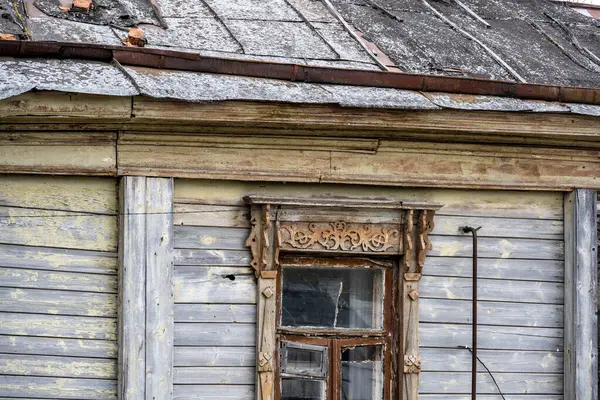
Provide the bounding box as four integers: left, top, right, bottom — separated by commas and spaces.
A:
564, 189, 598, 400
117, 133, 600, 190
118, 176, 174, 400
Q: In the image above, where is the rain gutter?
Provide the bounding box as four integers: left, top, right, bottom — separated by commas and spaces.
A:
2, 39, 600, 105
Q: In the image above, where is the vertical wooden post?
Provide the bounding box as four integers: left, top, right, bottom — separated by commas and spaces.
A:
564, 189, 598, 400
118, 176, 174, 400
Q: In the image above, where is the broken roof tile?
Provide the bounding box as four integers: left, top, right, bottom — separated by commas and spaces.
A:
156, 0, 212, 18
0, 58, 138, 98
28, 17, 122, 45
205, 0, 301, 21
286, 0, 336, 22
313, 21, 374, 63
143, 17, 243, 53
33, 0, 162, 28
0, 0, 27, 39
226, 19, 337, 58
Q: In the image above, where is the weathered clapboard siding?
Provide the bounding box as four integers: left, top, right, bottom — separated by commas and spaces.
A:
174, 347, 255, 367
421, 348, 562, 373
0, 375, 117, 399
0, 335, 117, 359
0, 353, 115, 379
0, 176, 118, 399
173, 385, 254, 400
0, 267, 117, 293
173, 180, 565, 399
0, 243, 117, 274
420, 323, 563, 351
425, 257, 563, 282
419, 372, 563, 394
173, 198, 257, 399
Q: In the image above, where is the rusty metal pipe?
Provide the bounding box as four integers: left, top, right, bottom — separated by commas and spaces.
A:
462, 226, 481, 400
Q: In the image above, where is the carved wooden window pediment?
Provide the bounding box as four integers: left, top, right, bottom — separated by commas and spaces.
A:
244, 196, 441, 400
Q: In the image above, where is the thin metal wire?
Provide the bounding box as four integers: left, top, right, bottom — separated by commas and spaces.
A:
459, 346, 507, 400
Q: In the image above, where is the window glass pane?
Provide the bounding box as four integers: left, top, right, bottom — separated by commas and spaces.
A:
282, 378, 326, 400
281, 266, 383, 329
341, 345, 384, 400
282, 342, 327, 377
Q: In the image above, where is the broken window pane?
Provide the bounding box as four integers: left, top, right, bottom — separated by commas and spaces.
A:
341, 345, 384, 400
281, 378, 326, 400
281, 342, 327, 377
281, 266, 383, 329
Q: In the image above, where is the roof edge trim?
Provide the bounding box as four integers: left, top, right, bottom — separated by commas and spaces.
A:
1, 40, 600, 105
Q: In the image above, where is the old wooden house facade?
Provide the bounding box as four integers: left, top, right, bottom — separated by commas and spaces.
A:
0, 0, 599, 399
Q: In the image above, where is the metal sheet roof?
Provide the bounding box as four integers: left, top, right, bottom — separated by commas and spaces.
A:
3, 56, 600, 117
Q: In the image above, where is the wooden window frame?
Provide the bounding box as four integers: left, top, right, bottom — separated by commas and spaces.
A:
275, 257, 395, 400
244, 196, 441, 400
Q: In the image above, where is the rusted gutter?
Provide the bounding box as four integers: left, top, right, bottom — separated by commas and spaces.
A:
1, 39, 600, 105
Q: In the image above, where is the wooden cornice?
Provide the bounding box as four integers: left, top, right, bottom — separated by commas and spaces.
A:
1, 92, 600, 191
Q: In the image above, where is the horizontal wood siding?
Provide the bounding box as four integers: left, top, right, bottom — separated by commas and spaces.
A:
173, 180, 564, 399
0, 175, 118, 399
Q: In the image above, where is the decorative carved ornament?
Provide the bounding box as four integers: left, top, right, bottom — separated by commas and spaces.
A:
404, 354, 422, 374
279, 221, 401, 253
243, 196, 442, 400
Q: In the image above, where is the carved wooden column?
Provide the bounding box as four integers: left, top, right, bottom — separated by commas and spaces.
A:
245, 196, 440, 400
402, 210, 434, 400
246, 204, 278, 400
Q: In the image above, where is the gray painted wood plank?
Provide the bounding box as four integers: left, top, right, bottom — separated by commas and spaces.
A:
0, 353, 116, 379
0, 334, 117, 359
0, 375, 117, 399
0, 313, 116, 340
425, 257, 564, 282
420, 298, 563, 327
420, 275, 563, 304
0, 267, 117, 293
174, 266, 256, 304
0, 206, 117, 252
434, 215, 563, 240
429, 236, 563, 260
174, 366, 254, 384
174, 249, 251, 266
174, 226, 248, 250
174, 323, 256, 346
144, 177, 174, 400
420, 348, 563, 373
0, 287, 116, 317
0, 244, 116, 274
118, 176, 146, 400
419, 372, 563, 394
173, 384, 254, 400
173, 346, 255, 367
174, 204, 250, 228
419, 396, 563, 400
174, 304, 256, 323
420, 323, 563, 351
564, 189, 598, 400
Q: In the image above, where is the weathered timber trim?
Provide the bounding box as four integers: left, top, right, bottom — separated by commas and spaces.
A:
564, 189, 598, 400
2, 94, 600, 189
245, 196, 440, 400
118, 177, 174, 400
